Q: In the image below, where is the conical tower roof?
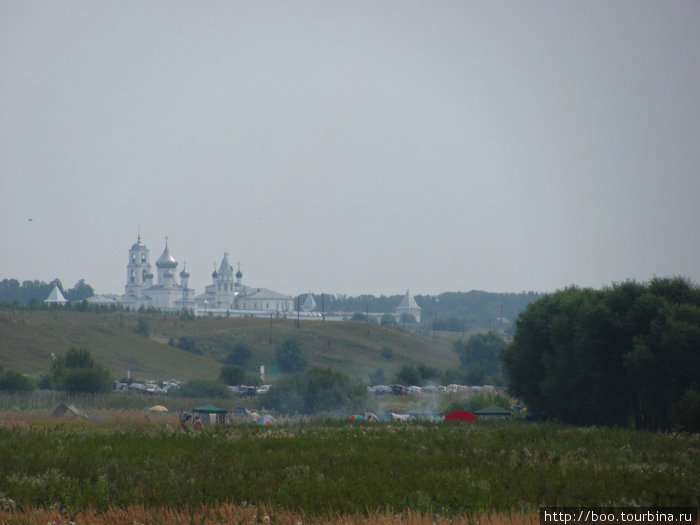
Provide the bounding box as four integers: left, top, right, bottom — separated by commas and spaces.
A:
45, 284, 67, 304
396, 289, 420, 310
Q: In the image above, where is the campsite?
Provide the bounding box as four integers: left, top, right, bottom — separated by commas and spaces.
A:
1, 400, 698, 524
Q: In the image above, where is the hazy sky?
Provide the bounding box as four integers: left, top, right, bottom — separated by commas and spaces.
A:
1, 1, 698, 298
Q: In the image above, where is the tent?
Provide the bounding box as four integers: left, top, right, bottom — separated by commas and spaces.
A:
348, 414, 365, 421
257, 414, 274, 425
149, 405, 169, 412
444, 409, 478, 422
53, 403, 83, 418
474, 405, 512, 419
193, 403, 228, 424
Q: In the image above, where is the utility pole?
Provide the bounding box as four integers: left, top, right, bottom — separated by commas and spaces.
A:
321, 293, 325, 321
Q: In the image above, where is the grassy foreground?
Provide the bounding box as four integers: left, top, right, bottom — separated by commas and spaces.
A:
0, 414, 698, 522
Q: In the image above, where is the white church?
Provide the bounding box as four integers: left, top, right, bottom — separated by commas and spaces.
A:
86, 232, 419, 322
107, 234, 294, 316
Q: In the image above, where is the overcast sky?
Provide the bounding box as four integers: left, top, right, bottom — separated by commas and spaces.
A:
1, 1, 698, 298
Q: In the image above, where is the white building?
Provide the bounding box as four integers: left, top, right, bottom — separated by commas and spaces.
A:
106, 233, 293, 315
196, 251, 293, 314
45, 285, 67, 305
395, 289, 421, 323
122, 235, 195, 311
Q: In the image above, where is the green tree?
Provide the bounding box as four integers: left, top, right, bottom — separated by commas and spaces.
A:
219, 364, 259, 386
501, 277, 700, 430
224, 342, 253, 367
453, 331, 505, 385
0, 370, 35, 392
134, 317, 150, 337
393, 365, 421, 386
276, 338, 307, 374
177, 379, 233, 399
42, 347, 112, 393
267, 367, 366, 414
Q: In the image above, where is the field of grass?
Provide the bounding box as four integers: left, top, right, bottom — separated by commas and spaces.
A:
0, 310, 457, 383
0, 411, 697, 523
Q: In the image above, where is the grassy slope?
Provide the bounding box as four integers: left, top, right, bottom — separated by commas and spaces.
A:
0, 309, 458, 383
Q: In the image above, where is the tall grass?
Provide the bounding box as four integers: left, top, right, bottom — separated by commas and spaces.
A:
0, 419, 697, 519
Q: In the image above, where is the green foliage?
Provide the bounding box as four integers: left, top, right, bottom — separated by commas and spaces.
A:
62, 367, 112, 394
453, 331, 506, 385
224, 342, 253, 367
671, 389, 700, 433
275, 338, 307, 374
351, 312, 367, 321
380, 313, 397, 326
0, 370, 35, 392
393, 363, 439, 386
65, 347, 94, 369
380, 346, 394, 359
219, 364, 259, 386
41, 347, 112, 393
267, 367, 366, 414
394, 364, 421, 386
502, 277, 700, 430
134, 317, 150, 337
169, 335, 202, 355
0, 422, 697, 516
176, 379, 233, 399
368, 368, 385, 386
0, 278, 95, 305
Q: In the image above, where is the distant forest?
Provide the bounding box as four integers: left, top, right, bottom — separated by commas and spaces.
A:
302, 291, 542, 329
0, 278, 94, 305
0, 278, 541, 331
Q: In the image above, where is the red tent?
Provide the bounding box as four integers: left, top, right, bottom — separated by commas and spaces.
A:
444, 409, 478, 422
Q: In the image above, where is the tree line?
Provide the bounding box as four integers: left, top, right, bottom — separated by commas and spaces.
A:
0, 278, 94, 304
501, 277, 700, 431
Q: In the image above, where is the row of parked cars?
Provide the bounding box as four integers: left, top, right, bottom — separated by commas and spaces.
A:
227, 384, 271, 397
368, 384, 497, 396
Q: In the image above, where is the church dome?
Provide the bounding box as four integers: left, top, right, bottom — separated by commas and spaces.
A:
236, 269, 243, 279
180, 268, 190, 279
212, 270, 218, 279
156, 243, 177, 269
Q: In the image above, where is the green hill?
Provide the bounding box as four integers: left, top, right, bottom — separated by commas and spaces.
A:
0, 309, 459, 384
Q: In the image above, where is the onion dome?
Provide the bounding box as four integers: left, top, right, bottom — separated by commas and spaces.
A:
156, 242, 177, 269
180, 268, 190, 279
236, 268, 243, 279
144, 272, 154, 280
131, 231, 146, 251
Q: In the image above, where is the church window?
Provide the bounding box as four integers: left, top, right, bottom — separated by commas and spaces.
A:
130, 271, 135, 283
132, 254, 136, 263
141, 253, 146, 263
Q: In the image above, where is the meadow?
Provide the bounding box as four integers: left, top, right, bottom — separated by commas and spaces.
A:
0, 411, 697, 524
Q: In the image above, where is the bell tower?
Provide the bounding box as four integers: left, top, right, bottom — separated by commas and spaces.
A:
125, 230, 151, 298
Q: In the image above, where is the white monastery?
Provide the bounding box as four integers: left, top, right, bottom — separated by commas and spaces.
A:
105, 234, 294, 316
87, 232, 418, 321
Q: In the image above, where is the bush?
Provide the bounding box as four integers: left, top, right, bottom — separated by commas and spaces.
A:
176, 379, 233, 399
0, 370, 35, 392
42, 347, 112, 393
276, 338, 307, 374
267, 367, 366, 414
671, 389, 700, 432
224, 342, 253, 367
